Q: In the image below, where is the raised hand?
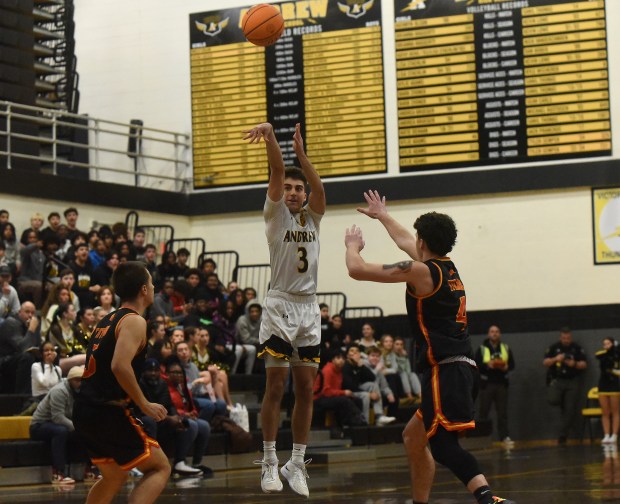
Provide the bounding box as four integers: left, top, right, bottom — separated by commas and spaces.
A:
357, 190, 388, 220
242, 123, 273, 144
293, 122, 306, 158
344, 225, 365, 252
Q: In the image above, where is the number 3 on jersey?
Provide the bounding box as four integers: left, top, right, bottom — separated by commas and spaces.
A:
456, 295, 467, 328
297, 247, 308, 273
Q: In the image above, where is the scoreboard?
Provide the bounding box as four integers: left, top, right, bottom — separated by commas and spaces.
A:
190, 0, 387, 188
395, 0, 611, 171
190, 0, 612, 189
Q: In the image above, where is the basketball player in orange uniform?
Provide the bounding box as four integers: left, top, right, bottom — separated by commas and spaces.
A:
345, 190, 515, 504
74, 262, 170, 504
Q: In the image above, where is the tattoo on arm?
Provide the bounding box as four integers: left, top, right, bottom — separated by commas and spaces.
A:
382, 261, 413, 272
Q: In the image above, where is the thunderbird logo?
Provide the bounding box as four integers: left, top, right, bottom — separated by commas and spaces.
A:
337, 0, 375, 19
401, 0, 426, 11
195, 16, 230, 37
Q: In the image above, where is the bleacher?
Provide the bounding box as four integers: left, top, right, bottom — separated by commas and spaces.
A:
0, 209, 427, 485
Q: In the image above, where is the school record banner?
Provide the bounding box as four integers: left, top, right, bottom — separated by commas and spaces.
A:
189, 0, 387, 189
394, 0, 612, 172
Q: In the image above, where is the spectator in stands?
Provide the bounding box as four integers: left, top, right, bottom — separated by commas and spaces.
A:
92, 250, 119, 288
343, 345, 395, 426
356, 322, 378, 353
63, 232, 87, 264
330, 314, 351, 350
176, 340, 229, 418
158, 250, 179, 285
391, 336, 421, 401
95, 285, 116, 313
225, 281, 238, 299
199, 257, 217, 277
204, 273, 224, 313
0, 301, 39, 393
42, 235, 61, 285
313, 350, 366, 431
170, 328, 186, 346
55, 224, 71, 261
319, 303, 333, 356
165, 359, 213, 476
63, 207, 81, 242
18, 230, 45, 308
57, 269, 80, 312
92, 306, 108, 324
88, 239, 106, 270
40, 212, 61, 245
176, 248, 191, 279
20, 212, 45, 246
213, 299, 254, 374
47, 303, 87, 374
29, 341, 62, 406
191, 326, 235, 405
236, 299, 262, 348
148, 337, 174, 364
86, 230, 99, 250
138, 359, 205, 477
184, 294, 214, 328
2, 222, 19, 277
170, 279, 192, 321
30, 365, 99, 484
0, 264, 20, 326
229, 288, 247, 322
243, 287, 257, 301
132, 227, 147, 260
142, 243, 159, 286
377, 334, 409, 399
41, 284, 72, 335
0, 209, 9, 228
365, 346, 398, 417
184, 268, 203, 300
147, 320, 166, 356
0, 241, 8, 268
69, 243, 99, 308
75, 307, 95, 344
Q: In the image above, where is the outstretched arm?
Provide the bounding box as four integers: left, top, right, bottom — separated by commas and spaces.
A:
293, 123, 325, 215
344, 225, 433, 294
243, 122, 285, 202
357, 190, 418, 260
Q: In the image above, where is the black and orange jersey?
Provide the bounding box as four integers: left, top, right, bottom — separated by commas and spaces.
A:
406, 257, 472, 372
79, 307, 147, 404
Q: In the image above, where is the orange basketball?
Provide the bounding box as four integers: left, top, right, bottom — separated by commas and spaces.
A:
242, 4, 285, 47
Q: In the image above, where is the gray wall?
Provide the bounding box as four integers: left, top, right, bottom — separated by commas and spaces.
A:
470, 329, 617, 441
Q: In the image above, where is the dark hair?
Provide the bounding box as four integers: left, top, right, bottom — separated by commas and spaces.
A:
87, 230, 99, 240
75, 242, 89, 252
60, 268, 74, 278
53, 302, 72, 322
319, 303, 328, 310
64, 207, 78, 217
560, 326, 571, 334
185, 268, 201, 278
48, 212, 60, 221
145, 243, 157, 251
112, 261, 150, 302
2, 222, 16, 243
177, 248, 190, 257
134, 227, 145, 236
183, 326, 198, 340
413, 212, 457, 256
0, 209, 8, 216
78, 307, 94, 319
284, 167, 307, 185
148, 320, 163, 335
201, 257, 216, 268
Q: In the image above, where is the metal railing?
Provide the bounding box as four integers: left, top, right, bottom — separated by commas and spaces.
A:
198, 250, 240, 287
165, 238, 206, 267
0, 100, 192, 192
317, 291, 347, 317
233, 263, 271, 301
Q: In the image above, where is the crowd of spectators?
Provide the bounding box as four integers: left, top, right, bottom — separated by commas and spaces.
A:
0, 206, 426, 483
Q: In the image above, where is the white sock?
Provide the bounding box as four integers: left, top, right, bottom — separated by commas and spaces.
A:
263, 441, 277, 464
292, 443, 306, 465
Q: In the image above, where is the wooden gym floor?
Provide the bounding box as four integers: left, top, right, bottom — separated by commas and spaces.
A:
2, 443, 620, 503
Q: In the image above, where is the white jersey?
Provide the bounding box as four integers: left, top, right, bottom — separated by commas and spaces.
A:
264, 196, 322, 296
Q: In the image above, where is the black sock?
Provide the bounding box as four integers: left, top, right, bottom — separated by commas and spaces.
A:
474, 485, 494, 504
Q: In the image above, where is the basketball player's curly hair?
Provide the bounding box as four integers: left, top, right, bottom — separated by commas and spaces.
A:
413, 212, 457, 256
285, 167, 307, 185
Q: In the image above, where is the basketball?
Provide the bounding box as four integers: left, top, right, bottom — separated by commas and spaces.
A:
242, 4, 285, 47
